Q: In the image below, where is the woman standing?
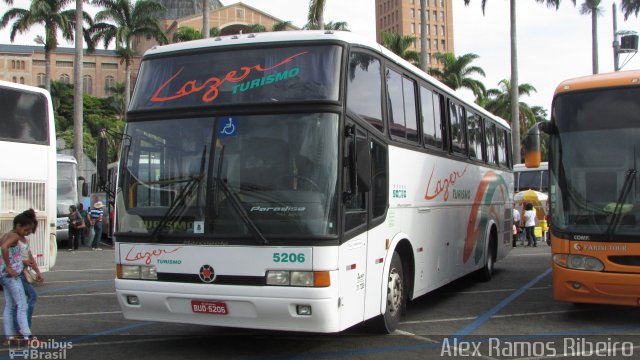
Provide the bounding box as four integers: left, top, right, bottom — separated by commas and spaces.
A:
523, 203, 537, 247
1, 209, 37, 341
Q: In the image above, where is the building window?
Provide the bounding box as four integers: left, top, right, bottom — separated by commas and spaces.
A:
440, 11, 444, 20
236, 8, 244, 18
83, 62, 96, 69
83, 75, 93, 95
33, 60, 46, 66
12, 76, 17, 83
433, 10, 437, 21
11, 60, 16, 69
37, 73, 46, 86
410, 9, 415, 18
101, 63, 118, 70
59, 74, 70, 83
411, 23, 415, 34
20, 77, 25, 84
104, 75, 115, 96
56, 61, 73, 67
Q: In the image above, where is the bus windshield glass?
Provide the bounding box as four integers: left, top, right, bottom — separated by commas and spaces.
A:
0, 87, 48, 144
118, 113, 339, 240
130, 45, 342, 111
57, 161, 77, 218
551, 87, 640, 239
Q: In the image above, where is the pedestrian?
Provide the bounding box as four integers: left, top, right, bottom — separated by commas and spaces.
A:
512, 208, 522, 247
89, 201, 104, 251
1, 209, 37, 342
13, 220, 43, 332
77, 203, 90, 247
523, 203, 537, 247
67, 205, 82, 251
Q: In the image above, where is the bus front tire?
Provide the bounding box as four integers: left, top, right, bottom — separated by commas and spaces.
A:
478, 236, 496, 282
369, 251, 404, 333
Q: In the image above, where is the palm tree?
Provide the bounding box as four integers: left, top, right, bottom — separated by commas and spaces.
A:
307, 0, 326, 30
202, 0, 209, 38
246, 24, 266, 33
381, 31, 420, 64
419, 0, 427, 72
173, 26, 202, 42
483, 79, 537, 155
580, 0, 603, 74
621, 0, 640, 18
1, 0, 79, 92
463, 0, 575, 164
324, 21, 349, 31
91, 0, 168, 110
272, 21, 291, 32
428, 52, 486, 99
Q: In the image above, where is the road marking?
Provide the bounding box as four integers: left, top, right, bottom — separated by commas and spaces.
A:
444, 285, 551, 295
39, 292, 115, 299
393, 329, 439, 343
453, 268, 552, 337
401, 309, 589, 325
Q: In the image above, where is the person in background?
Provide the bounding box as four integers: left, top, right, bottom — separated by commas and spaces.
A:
77, 203, 90, 247
89, 201, 104, 251
67, 205, 81, 252
512, 208, 522, 247
523, 203, 537, 247
1, 209, 37, 342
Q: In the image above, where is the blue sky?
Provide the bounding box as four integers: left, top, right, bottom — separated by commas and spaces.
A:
2, 0, 640, 112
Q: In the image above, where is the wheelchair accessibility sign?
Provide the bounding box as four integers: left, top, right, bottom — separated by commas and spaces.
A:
218, 117, 237, 137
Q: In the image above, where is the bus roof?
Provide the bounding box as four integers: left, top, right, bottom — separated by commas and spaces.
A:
56, 153, 77, 164
0, 80, 52, 100
554, 70, 640, 96
142, 30, 510, 129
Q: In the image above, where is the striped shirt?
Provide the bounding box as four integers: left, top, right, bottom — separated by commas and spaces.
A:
89, 208, 104, 223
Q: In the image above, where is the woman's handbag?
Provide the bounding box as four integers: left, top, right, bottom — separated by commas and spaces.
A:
23, 268, 37, 284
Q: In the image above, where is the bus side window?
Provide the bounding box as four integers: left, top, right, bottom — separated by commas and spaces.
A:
370, 138, 388, 223
344, 125, 368, 233
347, 51, 384, 133
485, 122, 497, 165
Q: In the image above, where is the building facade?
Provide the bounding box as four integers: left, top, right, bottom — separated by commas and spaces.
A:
0, 44, 138, 97
375, 0, 454, 67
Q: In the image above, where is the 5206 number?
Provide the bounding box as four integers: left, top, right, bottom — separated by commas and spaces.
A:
273, 253, 305, 263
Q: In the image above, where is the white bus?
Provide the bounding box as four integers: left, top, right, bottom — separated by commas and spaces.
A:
0, 81, 57, 271
109, 31, 513, 333
514, 162, 548, 193
56, 154, 78, 244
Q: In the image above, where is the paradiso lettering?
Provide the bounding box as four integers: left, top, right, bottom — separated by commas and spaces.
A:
150, 51, 308, 104
425, 165, 469, 202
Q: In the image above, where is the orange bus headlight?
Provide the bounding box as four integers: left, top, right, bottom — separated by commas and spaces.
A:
553, 254, 604, 272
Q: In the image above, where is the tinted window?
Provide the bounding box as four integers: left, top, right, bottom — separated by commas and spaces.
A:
131, 45, 342, 110
420, 86, 441, 148
371, 139, 388, 219
467, 112, 483, 160
386, 69, 405, 138
485, 122, 497, 165
497, 128, 508, 167
0, 86, 49, 144
449, 101, 466, 155
403, 78, 419, 142
347, 52, 383, 132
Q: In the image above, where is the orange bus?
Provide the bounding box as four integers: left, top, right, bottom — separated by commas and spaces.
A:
525, 70, 640, 306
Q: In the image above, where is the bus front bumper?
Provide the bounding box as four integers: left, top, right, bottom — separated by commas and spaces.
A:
115, 278, 342, 333
552, 264, 640, 306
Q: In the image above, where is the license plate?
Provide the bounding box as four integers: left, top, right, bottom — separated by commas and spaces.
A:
191, 300, 228, 315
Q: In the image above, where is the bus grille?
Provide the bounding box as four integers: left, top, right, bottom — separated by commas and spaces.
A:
0, 181, 46, 212
157, 273, 266, 286
0, 217, 51, 270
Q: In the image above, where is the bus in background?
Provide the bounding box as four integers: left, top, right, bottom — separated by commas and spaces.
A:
514, 162, 548, 193
525, 70, 640, 306
107, 31, 513, 333
0, 80, 57, 271
55, 154, 78, 244
90, 161, 117, 240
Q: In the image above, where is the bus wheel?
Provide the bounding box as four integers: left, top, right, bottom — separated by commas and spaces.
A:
369, 251, 404, 333
478, 236, 495, 282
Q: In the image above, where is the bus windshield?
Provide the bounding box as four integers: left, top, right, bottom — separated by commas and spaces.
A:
57, 161, 78, 218
551, 87, 640, 240
130, 45, 342, 111
118, 113, 339, 240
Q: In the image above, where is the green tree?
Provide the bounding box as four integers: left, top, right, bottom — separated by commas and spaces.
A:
173, 26, 202, 42
621, 0, 640, 18
463, 0, 576, 164
91, 0, 168, 110
428, 52, 486, 99
324, 21, 348, 31
580, 0, 603, 74
272, 21, 291, 31
209, 26, 220, 37
246, 23, 266, 33
381, 31, 420, 64
306, 0, 326, 30
0, 0, 84, 92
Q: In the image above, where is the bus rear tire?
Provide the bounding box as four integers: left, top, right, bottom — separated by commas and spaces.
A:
368, 251, 404, 333
477, 236, 495, 282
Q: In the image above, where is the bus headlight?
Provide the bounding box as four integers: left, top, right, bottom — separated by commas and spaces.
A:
117, 264, 158, 280
553, 254, 604, 272
266, 270, 290, 286
266, 271, 330, 287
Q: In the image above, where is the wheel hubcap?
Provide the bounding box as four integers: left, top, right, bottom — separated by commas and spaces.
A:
387, 268, 403, 315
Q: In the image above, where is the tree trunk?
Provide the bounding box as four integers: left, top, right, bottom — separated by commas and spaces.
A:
420, 0, 427, 71
124, 60, 131, 111
591, 11, 598, 74
44, 49, 51, 93
74, 0, 84, 188
510, 0, 521, 164
202, 0, 210, 38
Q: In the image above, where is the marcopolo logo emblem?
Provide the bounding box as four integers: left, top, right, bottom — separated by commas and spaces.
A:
199, 265, 216, 283
573, 243, 583, 251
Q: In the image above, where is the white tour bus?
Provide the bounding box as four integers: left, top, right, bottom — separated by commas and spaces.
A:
514, 162, 548, 193
0, 81, 58, 271
108, 31, 513, 333
56, 154, 78, 244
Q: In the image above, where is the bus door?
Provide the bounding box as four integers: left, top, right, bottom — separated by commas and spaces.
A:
338, 124, 370, 328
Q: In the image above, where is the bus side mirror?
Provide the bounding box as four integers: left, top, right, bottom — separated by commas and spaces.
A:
524, 121, 553, 168
81, 182, 89, 197
356, 139, 371, 193
96, 137, 108, 188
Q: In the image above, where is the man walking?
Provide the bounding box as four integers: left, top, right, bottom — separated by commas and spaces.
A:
89, 201, 104, 251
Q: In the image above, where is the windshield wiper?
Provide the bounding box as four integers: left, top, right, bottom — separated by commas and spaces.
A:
215, 145, 268, 245
605, 168, 637, 241
150, 146, 206, 242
